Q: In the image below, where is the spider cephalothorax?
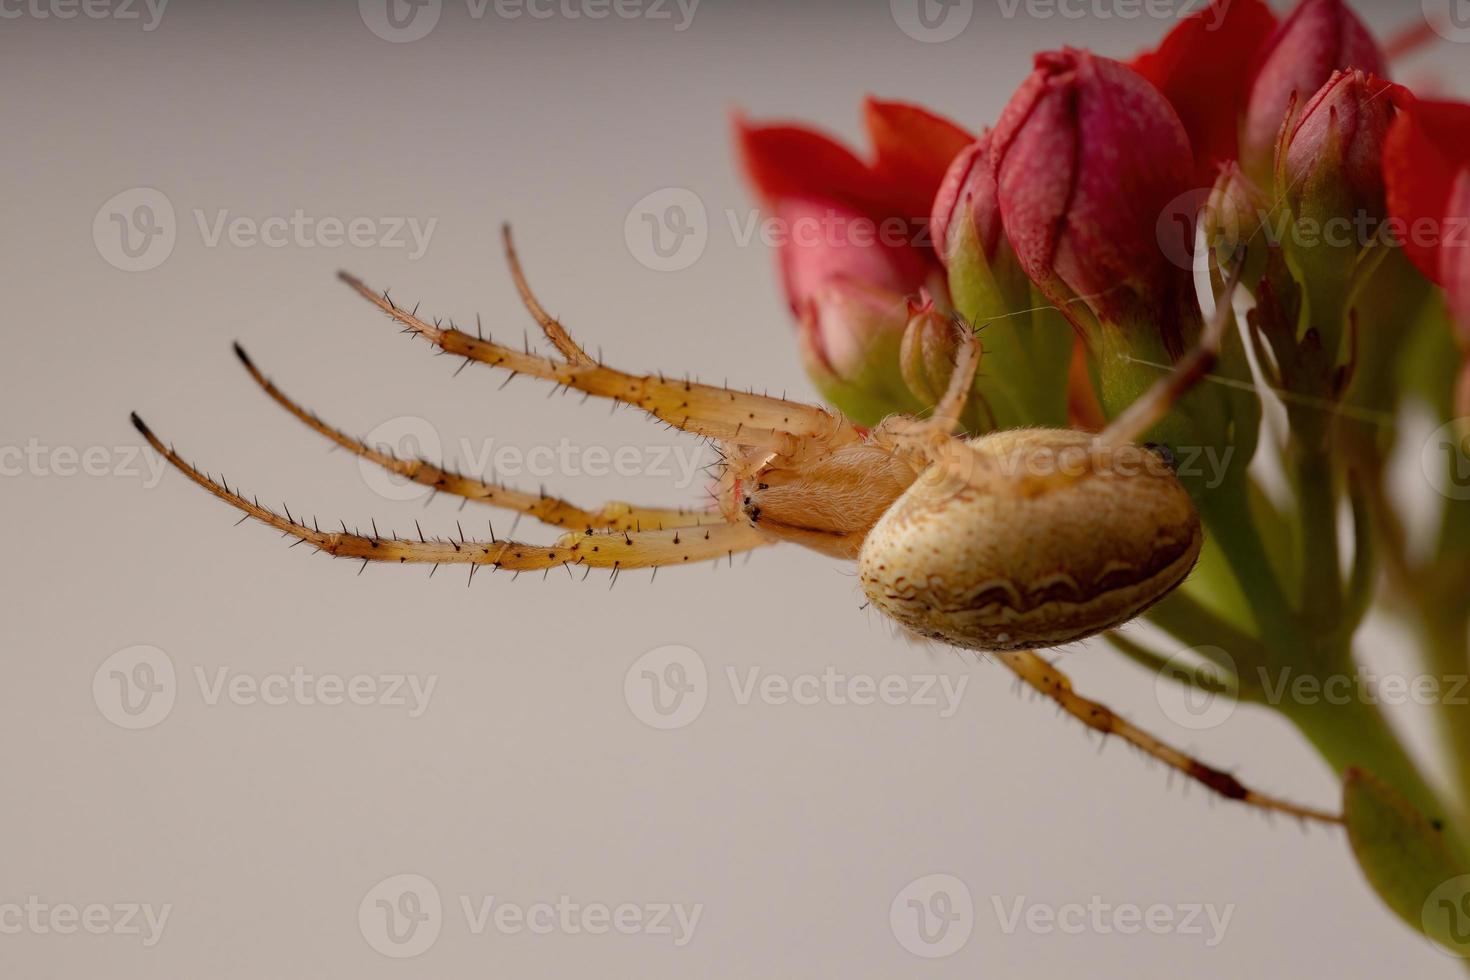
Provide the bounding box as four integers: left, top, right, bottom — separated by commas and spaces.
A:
130, 228, 1337, 825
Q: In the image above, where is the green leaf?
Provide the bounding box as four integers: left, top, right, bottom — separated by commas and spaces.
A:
1345, 767, 1470, 958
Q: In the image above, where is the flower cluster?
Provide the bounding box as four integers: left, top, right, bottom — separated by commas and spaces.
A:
736, 0, 1470, 952
737, 0, 1470, 438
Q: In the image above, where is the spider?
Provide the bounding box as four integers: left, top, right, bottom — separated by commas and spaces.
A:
130, 226, 1339, 826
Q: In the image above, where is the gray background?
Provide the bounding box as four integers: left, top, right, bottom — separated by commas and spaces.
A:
3, 0, 1466, 976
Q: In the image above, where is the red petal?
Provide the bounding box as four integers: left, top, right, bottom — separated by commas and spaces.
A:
862, 98, 974, 220
732, 114, 878, 215
1130, 0, 1277, 185
1384, 97, 1470, 282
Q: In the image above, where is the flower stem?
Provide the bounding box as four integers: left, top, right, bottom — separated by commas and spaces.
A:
1195, 474, 1298, 659
1416, 607, 1470, 829
1292, 446, 1343, 633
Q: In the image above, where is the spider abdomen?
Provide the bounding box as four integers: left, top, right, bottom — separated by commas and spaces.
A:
857, 428, 1202, 651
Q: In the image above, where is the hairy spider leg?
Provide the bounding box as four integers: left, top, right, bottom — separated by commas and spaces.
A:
338, 271, 864, 459
992, 649, 1342, 825
131, 412, 771, 574
233, 343, 725, 534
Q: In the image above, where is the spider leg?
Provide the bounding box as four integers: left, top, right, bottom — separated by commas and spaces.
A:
1093, 256, 1245, 450
502, 224, 593, 366
867, 316, 984, 471
131, 414, 772, 571
992, 649, 1342, 825
233, 344, 723, 534
338, 271, 862, 457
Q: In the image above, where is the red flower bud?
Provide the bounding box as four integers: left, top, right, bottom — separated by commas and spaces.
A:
990, 48, 1195, 340
1242, 0, 1386, 182
1203, 163, 1268, 259
930, 134, 1003, 267
1281, 70, 1397, 220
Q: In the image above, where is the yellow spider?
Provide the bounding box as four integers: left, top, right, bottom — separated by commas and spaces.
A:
131, 227, 1339, 826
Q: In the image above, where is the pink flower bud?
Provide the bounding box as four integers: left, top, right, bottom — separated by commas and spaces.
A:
1242, 0, 1386, 182
775, 198, 927, 321
736, 99, 971, 422
1204, 163, 1268, 256
990, 48, 1195, 340
796, 275, 909, 385
1282, 70, 1397, 220
930, 134, 1003, 267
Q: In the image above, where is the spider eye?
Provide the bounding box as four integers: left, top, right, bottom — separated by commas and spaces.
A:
1143, 442, 1177, 471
